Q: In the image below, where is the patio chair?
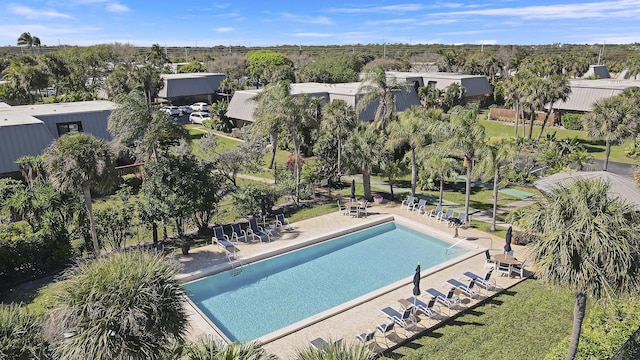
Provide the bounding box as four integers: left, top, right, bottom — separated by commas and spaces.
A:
212, 226, 236, 259
496, 262, 512, 277
348, 205, 359, 217
484, 250, 497, 269
426, 204, 443, 219
359, 200, 369, 217
438, 209, 454, 223
376, 322, 398, 346
425, 287, 461, 315
230, 223, 247, 243
412, 198, 427, 213
402, 297, 441, 323
337, 200, 347, 215
401, 195, 415, 211
355, 329, 378, 350
463, 269, 496, 294
445, 278, 478, 299
247, 217, 270, 242
510, 260, 527, 278
274, 213, 292, 230
380, 306, 420, 335
448, 212, 467, 227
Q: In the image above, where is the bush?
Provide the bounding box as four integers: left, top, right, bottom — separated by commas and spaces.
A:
121, 174, 142, 192
561, 113, 583, 130
231, 183, 280, 218
0, 303, 53, 359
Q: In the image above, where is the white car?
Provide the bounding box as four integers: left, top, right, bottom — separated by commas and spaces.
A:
189, 111, 211, 124
191, 102, 209, 112
162, 106, 180, 117
178, 105, 193, 115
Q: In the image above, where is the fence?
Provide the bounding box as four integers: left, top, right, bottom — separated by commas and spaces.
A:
610, 325, 640, 360
488, 107, 556, 126
115, 163, 142, 177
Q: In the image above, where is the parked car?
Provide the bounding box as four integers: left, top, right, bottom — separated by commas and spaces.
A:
189, 111, 211, 124
178, 105, 193, 115
162, 106, 180, 117
191, 102, 209, 112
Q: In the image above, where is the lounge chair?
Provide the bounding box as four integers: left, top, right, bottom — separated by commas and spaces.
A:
274, 213, 291, 230
448, 212, 467, 227
438, 209, 454, 223
484, 250, 496, 269
380, 306, 420, 335
426, 204, 443, 219
510, 260, 526, 278
310, 337, 342, 352
463, 269, 496, 294
230, 223, 247, 243
212, 226, 236, 259
425, 287, 461, 315
446, 278, 478, 299
359, 200, 369, 217
401, 297, 441, 322
401, 196, 415, 211
355, 329, 378, 350
376, 322, 398, 346
412, 198, 427, 213
247, 217, 270, 242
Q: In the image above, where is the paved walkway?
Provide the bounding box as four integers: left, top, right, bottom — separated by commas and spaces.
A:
175, 200, 533, 359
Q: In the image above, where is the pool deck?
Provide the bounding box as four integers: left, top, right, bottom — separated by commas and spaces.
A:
175, 201, 533, 359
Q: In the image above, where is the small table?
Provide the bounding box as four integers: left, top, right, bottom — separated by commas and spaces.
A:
493, 254, 520, 265
345, 202, 361, 208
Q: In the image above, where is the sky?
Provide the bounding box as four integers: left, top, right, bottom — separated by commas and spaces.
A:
3, 0, 640, 48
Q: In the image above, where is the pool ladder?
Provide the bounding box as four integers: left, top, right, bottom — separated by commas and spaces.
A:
231, 259, 244, 277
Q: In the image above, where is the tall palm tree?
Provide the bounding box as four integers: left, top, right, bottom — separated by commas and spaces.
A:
583, 95, 637, 171
252, 82, 289, 170
387, 106, 431, 196
17, 32, 40, 55
321, 99, 357, 176
537, 75, 571, 141
503, 70, 533, 137
436, 104, 485, 220
42, 133, 116, 256
45, 251, 189, 360
421, 154, 459, 206
357, 65, 402, 132
344, 124, 386, 201
473, 137, 517, 231
519, 179, 640, 360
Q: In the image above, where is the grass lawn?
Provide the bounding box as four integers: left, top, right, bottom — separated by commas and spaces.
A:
479, 119, 636, 165
380, 279, 575, 360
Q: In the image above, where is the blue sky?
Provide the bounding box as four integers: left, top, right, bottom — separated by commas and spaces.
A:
2, 1, 640, 47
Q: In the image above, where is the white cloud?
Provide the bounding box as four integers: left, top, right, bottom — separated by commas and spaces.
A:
327, 4, 427, 13
216, 27, 234, 33
365, 18, 418, 26
279, 13, 333, 25
475, 39, 498, 45
8, 4, 71, 19
106, 2, 130, 13
292, 32, 333, 38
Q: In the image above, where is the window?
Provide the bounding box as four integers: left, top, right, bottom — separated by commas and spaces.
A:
56, 121, 83, 136
427, 81, 437, 89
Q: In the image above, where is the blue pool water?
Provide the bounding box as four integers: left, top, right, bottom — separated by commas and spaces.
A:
183, 221, 467, 343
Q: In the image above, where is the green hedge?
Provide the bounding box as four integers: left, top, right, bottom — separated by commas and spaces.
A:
561, 113, 583, 130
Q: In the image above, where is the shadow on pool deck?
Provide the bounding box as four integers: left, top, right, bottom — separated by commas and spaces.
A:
175, 202, 533, 360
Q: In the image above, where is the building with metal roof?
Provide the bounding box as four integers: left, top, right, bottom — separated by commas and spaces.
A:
554, 78, 640, 112
226, 81, 421, 127
384, 71, 493, 98
157, 73, 226, 104
0, 101, 115, 176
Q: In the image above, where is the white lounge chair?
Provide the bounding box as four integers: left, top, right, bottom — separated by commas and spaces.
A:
445, 278, 479, 299
426, 204, 443, 219
247, 218, 270, 242
212, 226, 236, 259
380, 306, 420, 335
401, 196, 415, 211
230, 223, 247, 243
274, 213, 291, 230
355, 329, 378, 350
412, 199, 427, 213
438, 209, 454, 223
463, 269, 496, 294
402, 297, 441, 323
376, 322, 398, 346
425, 287, 461, 315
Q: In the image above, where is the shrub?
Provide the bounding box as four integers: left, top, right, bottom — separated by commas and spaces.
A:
121, 174, 142, 192
231, 183, 280, 218
0, 303, 53, 359
561, 113, 583, 130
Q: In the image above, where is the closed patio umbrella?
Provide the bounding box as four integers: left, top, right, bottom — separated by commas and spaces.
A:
504, 226, 513, 254
412, 263, 421, 306
351, 179, 356, 199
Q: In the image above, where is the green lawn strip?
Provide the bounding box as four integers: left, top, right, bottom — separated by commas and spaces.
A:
479, 119, 636, 164
380, 279, 574, 360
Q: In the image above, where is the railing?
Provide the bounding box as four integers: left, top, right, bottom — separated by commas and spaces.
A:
611, 325, 640, 360
115, 163, 143, 177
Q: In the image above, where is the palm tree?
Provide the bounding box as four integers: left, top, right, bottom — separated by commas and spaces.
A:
294, 338, 374, 360
42, 133, 116, 256
183, 336, 278, 360
45, 251, 189, 360
519, 179, 640, 360
252, 82, 289, 170
473, 137, 517, 231
421, 155, 459, 206
436, 104, 485, 220
387, 106, 431, 196
583, 95, 637, 171
344, 124, 386, 201
320, 99, 357, 176
503, 70, 533, 137
537, 75, 571, 141
17, 32, 40, 55
357, 65, 402, 132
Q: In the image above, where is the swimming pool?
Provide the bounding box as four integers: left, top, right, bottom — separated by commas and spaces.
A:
183, 221, 469, 343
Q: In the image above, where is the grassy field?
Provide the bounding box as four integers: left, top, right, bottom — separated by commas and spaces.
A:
479, 118, 636, 164
380, 279, 575, 360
